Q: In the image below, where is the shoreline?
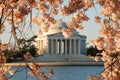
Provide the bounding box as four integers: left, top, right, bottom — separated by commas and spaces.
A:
5, 61, 104, 66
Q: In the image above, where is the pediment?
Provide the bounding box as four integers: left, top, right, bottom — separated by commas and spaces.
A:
46, 32, 85, 39
47, 32, 63, 37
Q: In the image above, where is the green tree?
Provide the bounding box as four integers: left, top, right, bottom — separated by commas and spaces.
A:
4, 35, 37, 62
87, 46, 102, 56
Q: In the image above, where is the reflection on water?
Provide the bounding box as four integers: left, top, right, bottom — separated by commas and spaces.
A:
8, 66, 103, 80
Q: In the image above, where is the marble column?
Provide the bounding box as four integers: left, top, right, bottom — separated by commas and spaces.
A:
78, 39, 80, 55
65, 39, 67, 55
37, 40, 40, 55
69, 39, 72, 55
60, 39, 62, 54
55, 39, 58, 55
40, 40, 41, 53
58, 40, 60, 54
41, 40, 43, 54
38, 40, 40, 50
51, 39, 53, 55
74, 39, 76, 55
42, 40, 44, 54
53, 39, 55, 54
47, 40, 49, 54
48, 39, 51, 55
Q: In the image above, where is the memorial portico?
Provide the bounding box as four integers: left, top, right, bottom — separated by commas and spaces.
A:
46, 38, 81, 55
35, 22, 86, 57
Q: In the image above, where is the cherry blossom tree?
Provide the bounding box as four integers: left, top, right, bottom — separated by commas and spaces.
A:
0, 0, 120, 80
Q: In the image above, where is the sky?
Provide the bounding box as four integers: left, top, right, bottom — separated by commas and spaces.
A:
0, 1, 101, 44
61, 0, 101, 44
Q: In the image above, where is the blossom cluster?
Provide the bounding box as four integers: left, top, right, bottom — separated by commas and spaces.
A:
24, 53, 53, 80
0, 0, 120, 80
91, 0, 120, 80
0, 42, 15, 80
28, 63, 48, 80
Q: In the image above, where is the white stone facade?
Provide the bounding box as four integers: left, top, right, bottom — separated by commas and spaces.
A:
35, 22, 86, 57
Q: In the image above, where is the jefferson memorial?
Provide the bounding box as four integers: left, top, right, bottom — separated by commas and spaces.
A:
33, 22, 91, 62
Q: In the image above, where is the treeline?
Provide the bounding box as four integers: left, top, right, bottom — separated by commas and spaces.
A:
4, 36, 38, 62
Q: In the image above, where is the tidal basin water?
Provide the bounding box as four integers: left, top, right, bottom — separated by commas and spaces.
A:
8, 66, 103, 80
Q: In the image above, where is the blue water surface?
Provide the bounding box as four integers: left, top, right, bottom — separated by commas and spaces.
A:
8, 66, 103, 80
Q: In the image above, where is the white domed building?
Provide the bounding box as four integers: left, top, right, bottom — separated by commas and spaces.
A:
34, 22, 89, 62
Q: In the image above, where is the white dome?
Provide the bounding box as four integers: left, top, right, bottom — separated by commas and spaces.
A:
43, 22, 68, 35
38, 22, 80, 36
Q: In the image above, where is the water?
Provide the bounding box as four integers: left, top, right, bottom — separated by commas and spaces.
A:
8, 66, 103, 80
